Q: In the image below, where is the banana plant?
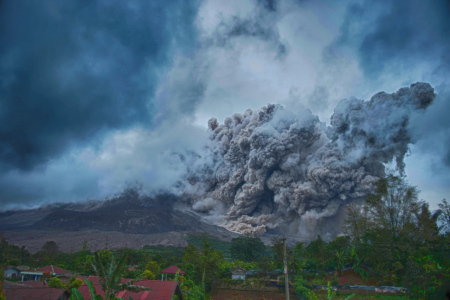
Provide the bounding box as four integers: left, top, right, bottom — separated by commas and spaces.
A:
71, 281, 133, 300
334, 251, 345, 276
71, 253, 151, 300
349, 248, 368, 280
92, 253, 151, 299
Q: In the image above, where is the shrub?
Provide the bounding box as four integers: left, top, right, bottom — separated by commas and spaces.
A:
141, 270, 155, 280
48, 277, 65, 289
294, 276, 310, 299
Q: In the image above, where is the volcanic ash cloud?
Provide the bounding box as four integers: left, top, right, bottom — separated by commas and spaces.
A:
183, 83, 435, 239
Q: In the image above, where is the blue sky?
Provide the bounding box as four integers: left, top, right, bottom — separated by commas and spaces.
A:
0, 0, 449, 210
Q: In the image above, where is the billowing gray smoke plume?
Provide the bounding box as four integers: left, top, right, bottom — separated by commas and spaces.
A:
183, 83, 435, 239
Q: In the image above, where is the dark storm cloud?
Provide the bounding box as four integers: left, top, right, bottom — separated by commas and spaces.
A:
0, 0, 199, 171
329, 0, 450, 184
412, 86, 450, 167
257, 0, 279, 12
334, 0, 450, 79
306, 86, 329, 113
207, 3, 288, 59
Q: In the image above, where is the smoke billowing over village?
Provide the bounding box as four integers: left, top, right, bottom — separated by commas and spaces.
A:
182, 82, 436, 239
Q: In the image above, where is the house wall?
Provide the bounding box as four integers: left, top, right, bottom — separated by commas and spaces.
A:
231, 268, 247, 275
4, 268, 20, 278
21, 274, 43, 281
232, 275, 245, 280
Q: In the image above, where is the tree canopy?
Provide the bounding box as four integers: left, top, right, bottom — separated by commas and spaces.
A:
230, 235, 266, 262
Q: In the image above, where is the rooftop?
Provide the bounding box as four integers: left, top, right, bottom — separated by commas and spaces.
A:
78, 276, 181, 300
5, 287, 69, 300
24, 265, 71, 274
160, 265, 185, 274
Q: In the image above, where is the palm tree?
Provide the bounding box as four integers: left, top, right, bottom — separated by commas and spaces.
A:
72, 253, 151, 300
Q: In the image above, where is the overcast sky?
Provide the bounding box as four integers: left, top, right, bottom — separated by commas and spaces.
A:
1, 0, 449, 210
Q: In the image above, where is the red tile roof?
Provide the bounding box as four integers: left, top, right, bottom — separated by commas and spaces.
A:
160, 265, 185, 274
29, 265, 70, 274
4, 281, 32, 289
5, 287, 69, 300
19, 280, 48, 288
78, 276, 181, 300
127, 266, 137, 271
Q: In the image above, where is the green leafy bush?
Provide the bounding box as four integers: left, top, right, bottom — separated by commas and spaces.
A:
293, 275, 310, 299
48, 277, 65, 289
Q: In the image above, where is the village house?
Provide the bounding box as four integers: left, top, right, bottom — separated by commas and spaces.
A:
231, 267, 247, 280
78, 276, 184, 300
20, 265, 71, 282
4, 280, 70, 300
161, 265, 185, 280
3, 266, 22, 279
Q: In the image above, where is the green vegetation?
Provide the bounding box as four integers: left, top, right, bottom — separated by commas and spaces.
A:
0, 267, 5, 300
48, 277, 66, 289
230, 235, 266, 262
185, 234, 232, 259
1, 176, 450, 299
294, 275, 310, 299
308, 281, 355, 300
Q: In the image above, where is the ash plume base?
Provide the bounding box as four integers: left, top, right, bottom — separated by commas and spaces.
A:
182, 82, 435, 240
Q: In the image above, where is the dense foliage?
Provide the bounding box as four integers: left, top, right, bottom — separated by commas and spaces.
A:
230, 235, 266, 262
0, 267, 5, 300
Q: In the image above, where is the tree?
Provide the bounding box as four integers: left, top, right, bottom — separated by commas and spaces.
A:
271, 237, 293, 270
182, 234, 224, 292
75, 240, 91, 272
48, 277, 65, 289
327, 236, 351, 254
179, 280, 206, 300
438, 199, 450, 232
343, 176, 440, 286
37, 241, 60, 264
413, 202, 442, 243
84, 250, 112, 275
293, 275, 310, 299
342, 203, 373, 242
41, 241, 60, 256
89, 252, 151, 300
306, 235, 328, 272
144, 261, 159, 275
81, 240, 89, 252
67, 276, 83, 291
198, 237, 223, 291
271, 237, 284, 268
293, 242, 307, 259
182, 243, 200, 266
365, 175, 422, 240
0, 267, 5, 300
230, 235, 266, 262
141, 270, 155, 280
258, 255, 275, 274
